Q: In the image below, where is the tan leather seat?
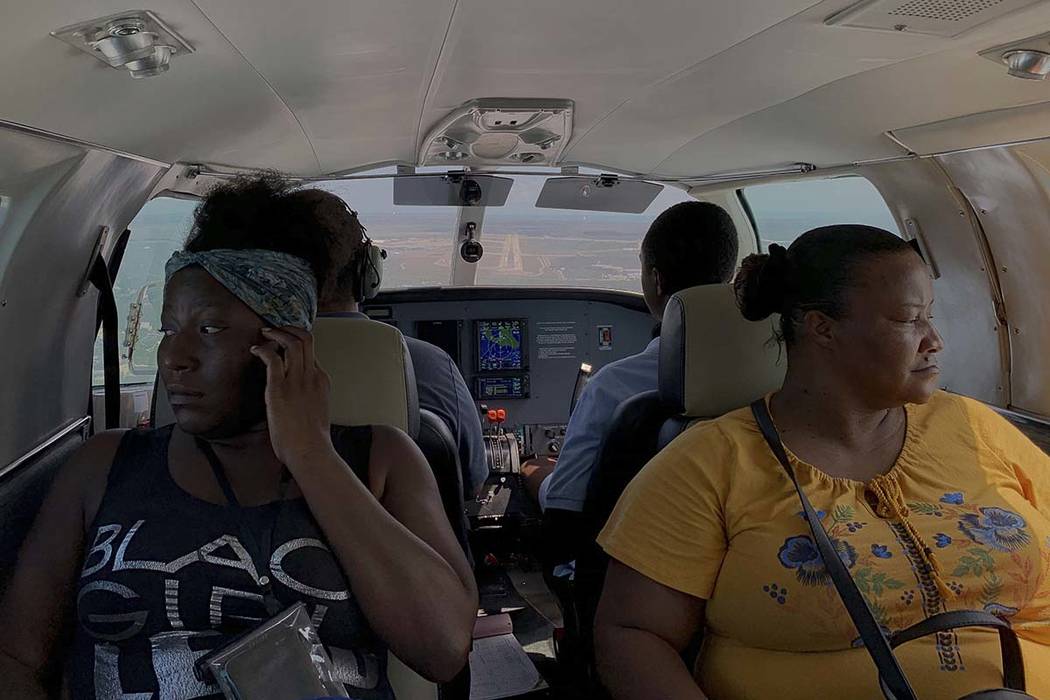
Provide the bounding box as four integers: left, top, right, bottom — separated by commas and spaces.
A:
311, 317, 419, 436
312, 317, 466, 700
570, 284, 786, 691
657, 283, 786, 444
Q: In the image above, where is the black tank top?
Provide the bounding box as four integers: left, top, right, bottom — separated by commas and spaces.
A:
69, 424, 395, 700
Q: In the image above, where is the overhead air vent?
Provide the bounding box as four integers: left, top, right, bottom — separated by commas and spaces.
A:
826, 0, 1043, 37
419, 98, 574, 168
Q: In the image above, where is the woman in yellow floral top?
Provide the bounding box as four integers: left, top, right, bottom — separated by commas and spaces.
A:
595, 224, 1050, 700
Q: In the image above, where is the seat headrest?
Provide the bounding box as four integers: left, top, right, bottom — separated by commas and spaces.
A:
312, 317, 420, 439
659, 284, 786, 418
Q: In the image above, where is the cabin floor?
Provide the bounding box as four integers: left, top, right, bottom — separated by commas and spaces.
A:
473, 558, 582, 699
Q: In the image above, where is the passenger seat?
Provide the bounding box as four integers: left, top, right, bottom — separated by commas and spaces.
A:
311, 317, 471, 700
311, 317, 471, 560
572, 284, 785, 692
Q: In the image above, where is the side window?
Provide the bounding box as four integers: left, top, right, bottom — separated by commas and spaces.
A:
740, 176, 900, 250
91, 196, 197, 389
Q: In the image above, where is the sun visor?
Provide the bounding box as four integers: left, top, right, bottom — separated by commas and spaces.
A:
890, 100, 1050, 156
392, 174, 513, 207
535, 176, 664, 214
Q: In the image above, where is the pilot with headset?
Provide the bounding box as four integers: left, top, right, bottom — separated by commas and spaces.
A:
295, 189, 488, 499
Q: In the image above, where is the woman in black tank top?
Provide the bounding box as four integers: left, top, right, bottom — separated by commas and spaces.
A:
0, 177, 478, 700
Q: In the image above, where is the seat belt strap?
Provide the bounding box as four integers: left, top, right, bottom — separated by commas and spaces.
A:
750, 398, 917, 700
90, 254, 120, 430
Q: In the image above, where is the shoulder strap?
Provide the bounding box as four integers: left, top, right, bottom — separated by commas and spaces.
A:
750, 399, 917, 700
194, 437, 285, 615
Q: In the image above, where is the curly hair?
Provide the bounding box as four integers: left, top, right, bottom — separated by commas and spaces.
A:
183, 172, 334, 294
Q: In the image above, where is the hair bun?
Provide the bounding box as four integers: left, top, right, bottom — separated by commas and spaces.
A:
734, 244, 791, 321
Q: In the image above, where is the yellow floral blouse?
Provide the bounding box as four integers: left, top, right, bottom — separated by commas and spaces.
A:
599, 391, 1050, 699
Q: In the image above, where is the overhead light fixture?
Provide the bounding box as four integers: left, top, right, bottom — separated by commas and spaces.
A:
419, 98, 574, 167
1002, 49, 1050, 80
51, 11, 194, 79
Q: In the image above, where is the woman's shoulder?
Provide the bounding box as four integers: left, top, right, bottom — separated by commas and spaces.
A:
666, 404, 760, 454
912, 390, 1007, 434
910, 391, 1048, 461
642, 404, 760, 486
57, 429, 130, 527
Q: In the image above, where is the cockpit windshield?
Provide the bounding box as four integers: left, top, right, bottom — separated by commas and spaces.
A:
313, 167, 695, 291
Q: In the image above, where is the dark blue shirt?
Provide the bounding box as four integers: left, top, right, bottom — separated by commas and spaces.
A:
71, 426, 393, 699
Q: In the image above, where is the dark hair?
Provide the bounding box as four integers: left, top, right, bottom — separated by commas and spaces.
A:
735, 224, 916, 344
641, 201, 739, 295
287, 189, 368, 305
184, 173, 333, 292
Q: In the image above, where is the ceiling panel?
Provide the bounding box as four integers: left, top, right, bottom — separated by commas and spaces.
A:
647, 1, 1050, 175
190, 0, 456, 174
564, 0, 948, 174
0, 0, 319, 172
2, 0, 1050, 176
655, 2, 1050, 176
420, 0, 822, 167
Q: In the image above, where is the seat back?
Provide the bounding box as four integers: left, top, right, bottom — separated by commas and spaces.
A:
312, 317, 420, 438
312, 318, 469, 700
569, 389, 673, 692
418, 408, 472, 562
570, 284, 784, 692
656, 284, 785, 446
0, 427, 85, 596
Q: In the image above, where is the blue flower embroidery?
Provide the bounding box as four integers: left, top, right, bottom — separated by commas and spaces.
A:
778, 535, 857, 586
871, 544, 893, 559
958, 507, 1031, 552
797, 510, 827, 522
940, 492, 964, 505
934, 533, 953, 548
984, 602, 1019, 619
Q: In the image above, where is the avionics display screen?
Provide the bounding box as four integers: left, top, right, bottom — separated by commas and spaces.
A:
416, 320, 461, 366
476, 375, 529, 400
476, 319, 526, 372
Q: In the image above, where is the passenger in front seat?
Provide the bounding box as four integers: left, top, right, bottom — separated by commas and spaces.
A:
522, 201, 739, 513
0, 176, 477, 699
291, 189, 488, 499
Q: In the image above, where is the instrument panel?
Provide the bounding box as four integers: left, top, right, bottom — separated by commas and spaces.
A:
364, 287, 656, 432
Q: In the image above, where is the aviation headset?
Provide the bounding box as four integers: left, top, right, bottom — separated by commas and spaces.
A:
353, 234, 386, 302
336, 199, 387, 302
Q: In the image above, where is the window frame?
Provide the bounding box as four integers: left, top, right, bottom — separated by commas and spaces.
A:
91, 193, 200, 389
737, 175, 901, 251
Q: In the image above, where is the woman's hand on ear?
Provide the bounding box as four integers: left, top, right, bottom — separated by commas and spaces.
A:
250, 326, 335, 470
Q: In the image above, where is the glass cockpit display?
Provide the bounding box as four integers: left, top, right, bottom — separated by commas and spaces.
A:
476, 319, 526, 372
477, 376, 529, 399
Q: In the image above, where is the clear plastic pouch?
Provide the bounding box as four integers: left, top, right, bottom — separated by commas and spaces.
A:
195, 602, 349, 700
